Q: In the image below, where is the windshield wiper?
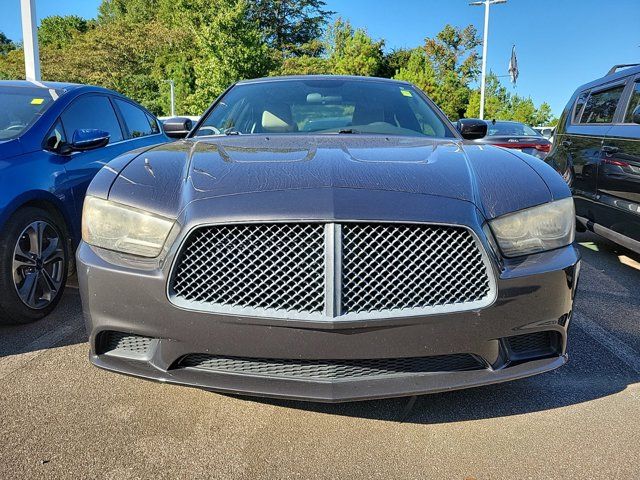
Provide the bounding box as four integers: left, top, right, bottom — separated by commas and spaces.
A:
336, 128, 361, 134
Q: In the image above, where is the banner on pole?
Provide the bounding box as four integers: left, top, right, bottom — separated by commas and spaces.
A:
508, 45, 519, 84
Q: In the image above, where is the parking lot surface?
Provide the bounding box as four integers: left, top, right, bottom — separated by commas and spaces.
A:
1, 232, 639, 480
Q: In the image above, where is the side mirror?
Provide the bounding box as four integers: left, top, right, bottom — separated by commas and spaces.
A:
163, 117, 193, 139
632, 105, 640, 125
64, 129, 110, 153
456, 118, 488, 140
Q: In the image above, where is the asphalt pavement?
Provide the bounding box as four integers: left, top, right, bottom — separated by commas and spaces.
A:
1, 231, 639, 479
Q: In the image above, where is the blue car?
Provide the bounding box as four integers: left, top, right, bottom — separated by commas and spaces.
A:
0, 80, 169, 324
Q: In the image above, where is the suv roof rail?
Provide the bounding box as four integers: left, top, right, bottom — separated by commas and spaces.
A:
607, 64, 640, 76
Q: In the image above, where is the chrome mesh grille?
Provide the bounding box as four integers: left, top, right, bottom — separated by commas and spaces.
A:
341, 224, 491, 314
171, 223, 325, 313
170, 222, 493, 318
178, 353, 485, 379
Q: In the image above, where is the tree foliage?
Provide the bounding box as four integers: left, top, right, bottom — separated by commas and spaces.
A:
378, 48, 412, 79
279, 55, 332, 75
247, 0, 333, 57
396, 25, 480, 120
465, 73, 556, 125
39, 15, 90, 49
0, 3, 558, 122
0, 32, 16, 55
325, 18, 384, 77
180, 0, 275, 112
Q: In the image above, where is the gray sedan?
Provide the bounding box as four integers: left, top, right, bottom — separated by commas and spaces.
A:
77, 76, 580, 402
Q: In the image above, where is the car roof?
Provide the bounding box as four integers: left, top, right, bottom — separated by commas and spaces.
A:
236, 75, 412, 86
0, 80, 136, 106
0, 79, 84, 93
575, 64, 640, 93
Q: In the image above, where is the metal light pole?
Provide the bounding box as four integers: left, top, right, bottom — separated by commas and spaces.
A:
470, 0, 506, 120
20, 0, 41, 81
164, 79, 176, 116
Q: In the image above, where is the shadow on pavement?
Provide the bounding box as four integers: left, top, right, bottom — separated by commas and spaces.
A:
0, 287, 87, 359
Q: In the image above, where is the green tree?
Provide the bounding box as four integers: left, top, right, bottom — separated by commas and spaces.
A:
465, 73, 557, 125
0, 32, 16, 55
180, 0, 274, 113
40, 19, 179, 114
97, 0, 160, 23
0, 49, 24, 79
247, 0, 333, 57
394, 48, 437, 94
95, 0, 198, 114
464, 72, 511, 119
532, 102, 555, 126
39, 16, 90, 49
425, 24, 481, 119
396, 25, 480, 120
325, 18, 384, 76
278, 55, 332, 75
378, 48, 412, 79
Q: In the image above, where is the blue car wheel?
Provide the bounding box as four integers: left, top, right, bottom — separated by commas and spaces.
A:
0, 207, 69, 324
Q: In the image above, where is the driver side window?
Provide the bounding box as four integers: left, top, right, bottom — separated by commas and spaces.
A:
60, 95, 124, 143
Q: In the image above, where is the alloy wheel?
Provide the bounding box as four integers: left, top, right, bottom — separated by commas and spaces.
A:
12, 221, 65, 310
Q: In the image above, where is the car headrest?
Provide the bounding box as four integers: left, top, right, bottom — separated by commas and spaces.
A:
261, 103, 297, 133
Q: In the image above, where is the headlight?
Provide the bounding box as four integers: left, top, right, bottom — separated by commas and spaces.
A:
489, 197, 575, 257
82, 196, 174, 257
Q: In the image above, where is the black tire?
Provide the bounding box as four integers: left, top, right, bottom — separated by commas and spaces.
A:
0, 207, 69, 325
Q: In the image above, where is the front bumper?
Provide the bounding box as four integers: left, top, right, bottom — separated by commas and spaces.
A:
77, 238, 580, 402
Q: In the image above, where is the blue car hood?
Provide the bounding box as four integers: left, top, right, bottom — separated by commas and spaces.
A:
0, 139, 24, 165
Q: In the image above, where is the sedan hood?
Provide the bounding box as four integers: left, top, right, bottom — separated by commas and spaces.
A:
107, 135, 553, 220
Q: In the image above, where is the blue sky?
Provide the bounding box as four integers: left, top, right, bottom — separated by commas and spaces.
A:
2, 0, 639, 116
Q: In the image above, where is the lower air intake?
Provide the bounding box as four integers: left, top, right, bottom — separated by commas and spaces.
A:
98, 331, 153, 358
505, 331, 560, 361
177, 353, 485, 380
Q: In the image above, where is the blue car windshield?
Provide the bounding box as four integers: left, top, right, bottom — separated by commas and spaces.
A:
0, 87, 56, 140
194, 79, 455, 138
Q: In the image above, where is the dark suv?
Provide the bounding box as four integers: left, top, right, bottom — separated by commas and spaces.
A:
547, 64, 640, 254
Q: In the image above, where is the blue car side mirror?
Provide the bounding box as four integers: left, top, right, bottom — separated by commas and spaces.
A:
67, 129, 110, 153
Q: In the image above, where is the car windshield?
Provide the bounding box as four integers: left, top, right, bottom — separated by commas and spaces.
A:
487, 121, 540, 137
193, 79, 454, 138
0, 86, 56, 140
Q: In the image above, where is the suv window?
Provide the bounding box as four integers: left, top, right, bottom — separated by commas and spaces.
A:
573, 91, 589, 122
624, 81, 640, 123
61, 95, 123, 143
580, 85, 625, 124
114, 98, 159, 138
